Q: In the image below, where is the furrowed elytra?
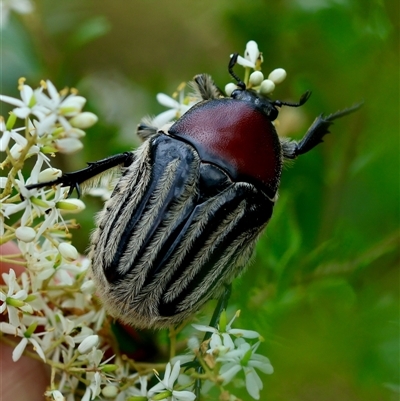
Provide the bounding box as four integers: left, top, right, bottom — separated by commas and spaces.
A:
26, 52, 361, 331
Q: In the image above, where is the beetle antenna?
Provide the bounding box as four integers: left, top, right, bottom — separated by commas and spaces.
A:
273, 90, 312, 108
228, 53, 246, 90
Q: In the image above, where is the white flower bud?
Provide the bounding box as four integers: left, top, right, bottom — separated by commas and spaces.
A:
78, 334, 99, 354
80, 280, 96, 295
15, 226, 36, 242
225, 83, 237, 97
55, 138, 83, 154
56, 199, 86, 213
68, 128, 86, 138
38, 168, 62, 183
249, 71, 264, 86
102, 385, 119, 398
259, 79, 276, 95
157, 93, 180, 108
268, 68, 287, 84
69, 112, 98, 129
0, 177, 7, 188
58, 242, 78, 261
188, 336, 200, 351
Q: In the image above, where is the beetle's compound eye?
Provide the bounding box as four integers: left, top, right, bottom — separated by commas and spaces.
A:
231, 89, 243, 99
266, 105, 279, 121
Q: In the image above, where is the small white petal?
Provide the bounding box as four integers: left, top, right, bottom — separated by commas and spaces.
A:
248, 359, 274, 374
221, 333, 235, 350
208, 333, 222, 352
245, 368, 262, 399
219, 364, 241, 385
12, 133, 28, 148
81, 387, 91, 401
169, 360, 181, 388
54, 269, 73, 286
12, 338, 28, 361
259, 79, 275, 95
152, 109, 178, 128
78, 334, 99, 354
35, 113, 57, 135
268, 68, 287, 84
245, 40, 260, 65
228, 328, 261, 339
148, 381, 166, 395
44, 390, 64, 401
20, 85, 34, 104
61, 96, 86, 116
46, 80, 59, 102
29, 338, 46, 362
0, 95, 25, 108
192, 323, 218, 334
172, 389, 197, 401
234, 55, 255, 68
15, 226, 36, 242
13, 107, 31, 119
10, 143, 23, 159
0, 130, 11, 151
156, 93, 180, 108
0, 322, 18, 335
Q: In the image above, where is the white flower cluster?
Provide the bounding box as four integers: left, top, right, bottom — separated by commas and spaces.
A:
149, 41, 287, 132
192, 310, 273, 400
226, 40, 287, 96
1, 41, 275, 400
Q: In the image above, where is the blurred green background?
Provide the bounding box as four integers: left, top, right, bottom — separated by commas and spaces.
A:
1, 0, 398, 400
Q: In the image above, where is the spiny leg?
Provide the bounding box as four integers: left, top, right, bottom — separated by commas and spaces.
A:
282, 102, 363, 159
26, 152, 134, 197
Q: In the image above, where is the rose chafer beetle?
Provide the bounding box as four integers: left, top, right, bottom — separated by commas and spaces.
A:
27, 53, 361, 329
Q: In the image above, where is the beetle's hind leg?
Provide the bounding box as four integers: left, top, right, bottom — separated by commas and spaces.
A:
282, 102, 363, 159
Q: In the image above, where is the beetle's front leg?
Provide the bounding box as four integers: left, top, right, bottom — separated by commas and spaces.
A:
26, 151, 135, 197
282, 102, 363, 159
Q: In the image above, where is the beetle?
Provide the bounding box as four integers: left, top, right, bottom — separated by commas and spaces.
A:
27, 53, 361, 329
